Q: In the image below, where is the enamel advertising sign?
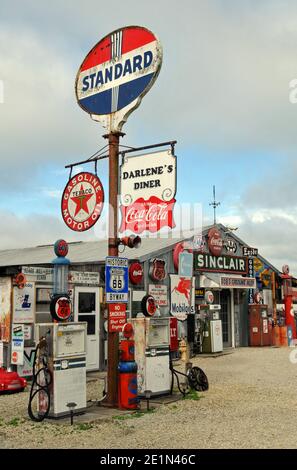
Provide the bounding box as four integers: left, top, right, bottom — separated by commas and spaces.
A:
61, 172, 104, 232
170, 275, 195, 321
119, 150, 176, 233
75, 26, 162, 132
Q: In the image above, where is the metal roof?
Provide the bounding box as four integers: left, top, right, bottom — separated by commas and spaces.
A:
0, 235, 187, 267
0, 224, 281, 274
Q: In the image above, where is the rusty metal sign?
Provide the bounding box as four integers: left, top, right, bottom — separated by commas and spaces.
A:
75, 26, 163, 132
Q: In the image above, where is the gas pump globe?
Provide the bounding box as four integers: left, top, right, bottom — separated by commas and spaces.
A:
53, 239, 70, 295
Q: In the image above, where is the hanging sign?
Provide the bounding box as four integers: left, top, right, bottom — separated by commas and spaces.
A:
11, 324, 24, 366
170, 275, 195, 321
61, 172, 104, 232
75, 26, 163, 133
119, 150, 176, 233
13, 282, 35, 324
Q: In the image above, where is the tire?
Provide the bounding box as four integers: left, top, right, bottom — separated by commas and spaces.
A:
187, 366, 209, 392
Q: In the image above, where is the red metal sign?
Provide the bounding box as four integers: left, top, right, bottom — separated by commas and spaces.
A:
119, 196, 175, 234
129, 262, 143, 285
108, 304, 127, 332
207, 227, 223, 256
50, 295, 72, 322
149, 258, 166, 281
61, 172, 104, 232
169, 317, 179, 352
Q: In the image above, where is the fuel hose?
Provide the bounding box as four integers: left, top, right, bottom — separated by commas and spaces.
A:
28, 338, 52, 422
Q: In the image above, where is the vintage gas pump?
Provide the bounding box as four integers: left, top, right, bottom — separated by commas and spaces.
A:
198, 291, 223, 353
28, 240, 87, 421
118, 323, 138, 409
131, 295, 171, 397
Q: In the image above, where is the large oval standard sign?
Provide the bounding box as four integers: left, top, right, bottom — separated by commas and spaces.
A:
75, 26, 162, 118
61, 172, 104, 232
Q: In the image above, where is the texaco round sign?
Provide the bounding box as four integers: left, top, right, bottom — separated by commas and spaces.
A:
61, 172, 104, 232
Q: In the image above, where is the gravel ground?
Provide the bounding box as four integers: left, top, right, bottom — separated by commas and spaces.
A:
1, 347, 297, 449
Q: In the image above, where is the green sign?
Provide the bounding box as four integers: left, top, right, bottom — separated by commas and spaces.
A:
194, 253, 247, 274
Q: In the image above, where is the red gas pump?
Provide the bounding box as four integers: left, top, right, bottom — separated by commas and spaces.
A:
281, 266, 297, 340
118, 323, 139, 410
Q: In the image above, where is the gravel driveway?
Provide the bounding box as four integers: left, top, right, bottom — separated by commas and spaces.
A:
1, 347, 297, 449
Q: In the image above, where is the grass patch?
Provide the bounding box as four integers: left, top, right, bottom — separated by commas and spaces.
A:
182, 389, 201, 401
75, 423, 93, 431
112, 408, 156, 421
7, 417, 21, 426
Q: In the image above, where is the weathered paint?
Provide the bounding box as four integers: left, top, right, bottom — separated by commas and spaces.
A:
75, 26, 163, 132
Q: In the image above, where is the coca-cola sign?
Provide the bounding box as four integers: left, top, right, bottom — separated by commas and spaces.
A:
129, 262, 144, 285
119, 149, 176, 234
207, 227, 223, 256
119, 196, 175, 233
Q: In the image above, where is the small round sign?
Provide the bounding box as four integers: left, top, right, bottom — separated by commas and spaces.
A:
75, 26, 162, 117
50, 294, 72, 322
61, 172, 104, 232
141, 295, 157, 317
129, 262, 143, 285
54, 239, 68, 257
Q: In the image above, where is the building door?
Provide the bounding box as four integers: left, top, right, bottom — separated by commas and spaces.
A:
74, 286, 100, 371
220, 289, 232, 347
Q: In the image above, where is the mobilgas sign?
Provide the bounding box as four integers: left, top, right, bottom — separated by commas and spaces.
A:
194, 253, 248, 274
75, 26, 162, 119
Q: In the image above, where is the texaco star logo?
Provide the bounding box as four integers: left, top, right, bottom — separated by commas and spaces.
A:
61, 172, 104, 231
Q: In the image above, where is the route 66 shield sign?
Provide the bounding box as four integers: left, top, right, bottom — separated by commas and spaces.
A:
105, 257, 129, 303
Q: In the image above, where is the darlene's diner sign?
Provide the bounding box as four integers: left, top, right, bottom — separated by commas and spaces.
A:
194, 253, 248, 274
120, 149, 176, 233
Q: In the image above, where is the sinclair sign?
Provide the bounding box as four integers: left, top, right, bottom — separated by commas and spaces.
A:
75, 26, 162, 132
194, 253, 248, 274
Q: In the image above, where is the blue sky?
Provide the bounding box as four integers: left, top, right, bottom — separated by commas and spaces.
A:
1, 0, 297, 274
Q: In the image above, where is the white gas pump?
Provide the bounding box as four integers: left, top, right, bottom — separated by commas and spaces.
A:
33, 322, 87, 418
198, 304, 223, 353
131, 317, 171, 396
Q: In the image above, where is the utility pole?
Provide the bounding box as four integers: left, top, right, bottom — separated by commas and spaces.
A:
209, 185, 220, 225
104, 131, 124, 406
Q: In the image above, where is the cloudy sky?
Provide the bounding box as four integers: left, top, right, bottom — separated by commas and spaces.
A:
1, 0, 297, 273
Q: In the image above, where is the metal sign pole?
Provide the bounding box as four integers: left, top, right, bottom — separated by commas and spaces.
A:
104, 131, 124, 406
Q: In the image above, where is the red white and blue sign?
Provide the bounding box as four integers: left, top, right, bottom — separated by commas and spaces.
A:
75, 26, 162, 117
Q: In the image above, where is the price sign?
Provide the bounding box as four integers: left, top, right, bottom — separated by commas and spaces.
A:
105, 257, 129, 303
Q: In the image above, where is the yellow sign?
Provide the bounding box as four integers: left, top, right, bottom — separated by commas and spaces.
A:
253, 257, 264, 273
